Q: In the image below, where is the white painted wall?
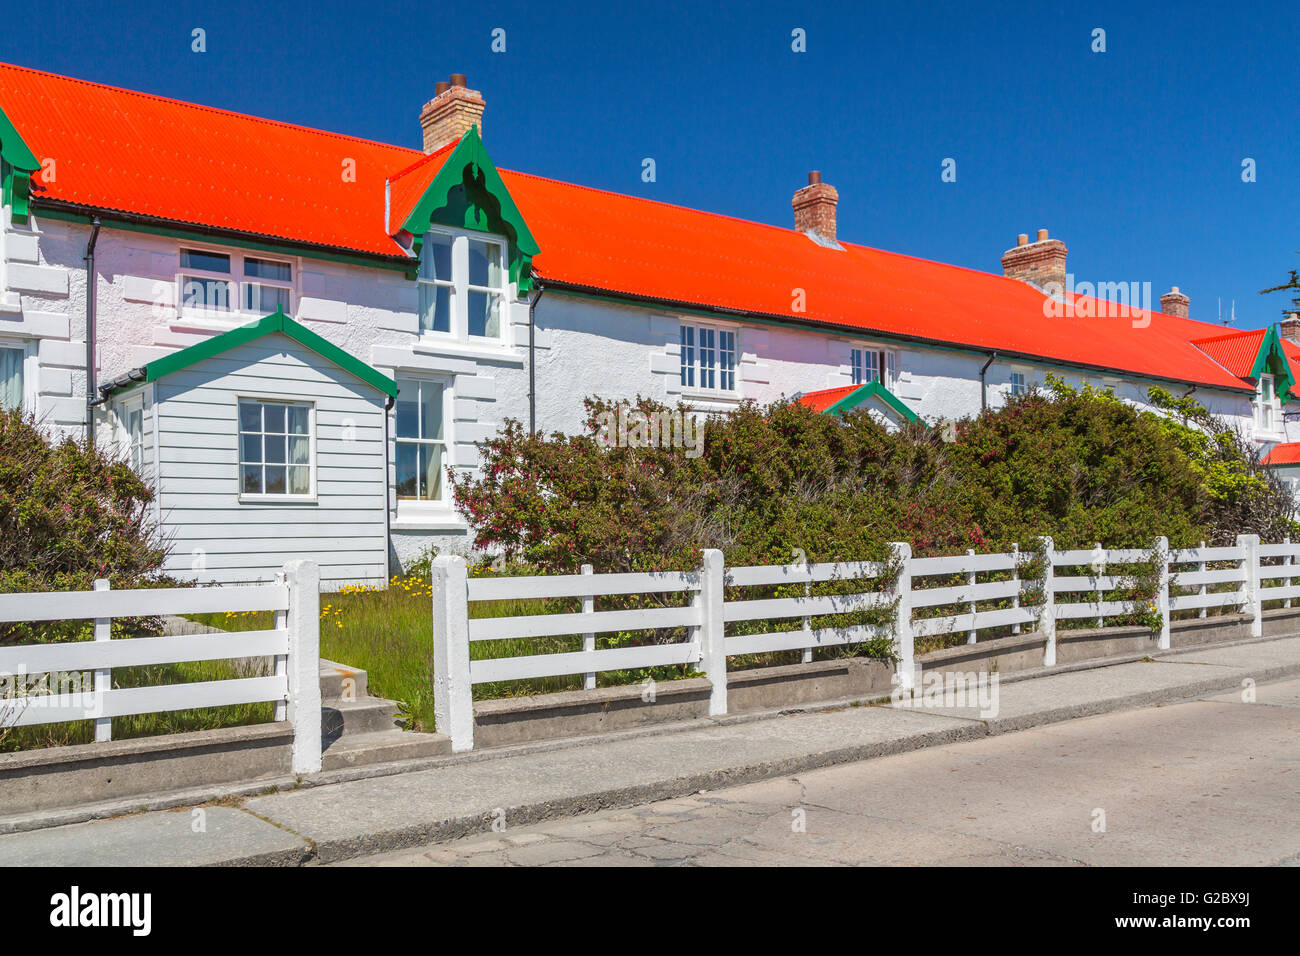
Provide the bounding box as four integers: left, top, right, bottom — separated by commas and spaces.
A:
0, 205, 1266, 579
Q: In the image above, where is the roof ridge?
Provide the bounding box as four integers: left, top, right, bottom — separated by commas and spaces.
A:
0, 60, 424, 158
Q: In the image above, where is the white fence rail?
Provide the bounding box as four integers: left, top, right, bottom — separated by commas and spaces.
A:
0, 561, 321, 773
433, 533, 1294, 752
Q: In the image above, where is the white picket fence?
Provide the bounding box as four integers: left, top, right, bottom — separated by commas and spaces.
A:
432, 534, 1294, 751
0, 560, 322, 773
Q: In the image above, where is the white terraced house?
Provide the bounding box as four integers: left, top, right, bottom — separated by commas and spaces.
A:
1, 62, 1298, 586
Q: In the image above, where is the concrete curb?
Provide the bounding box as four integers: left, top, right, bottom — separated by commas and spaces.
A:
3, 632, 1297, 849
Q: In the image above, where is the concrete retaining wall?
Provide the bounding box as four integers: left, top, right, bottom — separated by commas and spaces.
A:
0, 723, 292, 817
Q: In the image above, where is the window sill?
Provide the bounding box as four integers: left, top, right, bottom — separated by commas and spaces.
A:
392, 511, 467, 531
412, 337, 525, 365
238, 494, 318, 506
680, 389, 742, 404
174, 310, 295, 333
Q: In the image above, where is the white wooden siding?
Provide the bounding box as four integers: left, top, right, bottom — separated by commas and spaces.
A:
154, 334, 388, 587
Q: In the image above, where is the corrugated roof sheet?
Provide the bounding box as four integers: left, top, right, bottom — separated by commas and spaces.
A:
1263, 442, 1300, 466
797, 385, 860, 413
1189, 329, 1266, 379
0, 60, 1265, 394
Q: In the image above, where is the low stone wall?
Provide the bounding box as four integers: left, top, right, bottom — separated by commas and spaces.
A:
0, 723, 292, 817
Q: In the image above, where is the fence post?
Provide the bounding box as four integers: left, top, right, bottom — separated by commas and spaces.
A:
966, 548, 977, 644
273, 570, 288, 723
581, 564, 596, 690
93, 579, 111, 742
432, 554, 474, 752
1039, 536, 1057, 667
1198, 541, 1208, 619
1237, 534, 1262, 638
283, 560, 322, 774
1155, 536, 1171, 651
1285, 536, 1293, 610
889, 542, 914, 692
1094, 541, 1105, 629
1011, 543, 1022, 635
697, 549, 727, 716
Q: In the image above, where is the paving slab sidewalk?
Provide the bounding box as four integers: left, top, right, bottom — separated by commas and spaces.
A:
2, 635, 1299, 867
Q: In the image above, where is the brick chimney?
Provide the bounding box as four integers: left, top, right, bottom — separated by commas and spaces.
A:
420, 74, 485, 154
1001, 229, 1068, 293
1280, 313, 1300, 345
1160, 286, 1190, 319
793, 171, 838, 243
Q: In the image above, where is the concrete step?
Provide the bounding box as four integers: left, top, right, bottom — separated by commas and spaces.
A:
320, 730, 451, 772
320, 659, 368, 700
322, 698, 401, 741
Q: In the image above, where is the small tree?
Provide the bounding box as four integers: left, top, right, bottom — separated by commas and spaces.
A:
0, 409, 169, 644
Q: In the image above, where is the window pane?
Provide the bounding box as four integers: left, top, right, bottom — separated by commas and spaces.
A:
180, 249, 231, 273
182, 276, 232, 311
287, 405, 309, 435
419, 283, 452, 333
0, 347, 23, 411
264, 466, 287, 495
287, 466, 310, 495
468, 291, 500, 338
419, 234, 453, 282
244, 258, 291, 282
421, 444, 444, 501
699, 328, 715, 390
719, 331, 735, 392
680, 327, 695, 388
851, 348, 863, 386
265, 435, 286, 464
238, 402, 261, 432
469, 240, 502, 289
396, 443, 419, 499
240, 432, 262, 463
263, 404, 286, 434
420, 382, 444, 440
288, 435, 309, 466
396, 382, 419, 439
244, 283, 291, 314
241, 465, 263, 495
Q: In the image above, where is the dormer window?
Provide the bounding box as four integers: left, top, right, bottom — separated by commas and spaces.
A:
178, 247, 295, 319
1256, 374, 1280, 433
417, 230, 508, 342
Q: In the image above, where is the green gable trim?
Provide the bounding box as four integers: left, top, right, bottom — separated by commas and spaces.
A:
134, 308, 397, 398
821, 381, 920, 424
1, 107, 39, 228
398, 126, 541, 293
1248, 324, 1296, 403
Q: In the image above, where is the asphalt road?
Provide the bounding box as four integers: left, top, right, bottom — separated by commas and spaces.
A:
334, 676, 1300, 867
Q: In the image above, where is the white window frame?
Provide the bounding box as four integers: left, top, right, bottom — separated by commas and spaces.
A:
393, 375, 454, 518
1256, 374, 1281, 434
116, 394, 147, 475
236, 396, 317, 503
849, 343, 897, 388
177, 244, 297, 324
1009, 371, 1027, 397
680, 321, 739, 396
416, 228, 511, 346
0, 337, 37, 415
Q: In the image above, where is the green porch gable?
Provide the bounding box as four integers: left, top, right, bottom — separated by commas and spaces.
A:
99, 308, 398, 399
0, 105, 40, 226
821, 381, 921, 423
1250, 325, 1296, 403
398, 126, 541, 292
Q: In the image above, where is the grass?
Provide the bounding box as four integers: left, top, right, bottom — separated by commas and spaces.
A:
187, 573, 707, 733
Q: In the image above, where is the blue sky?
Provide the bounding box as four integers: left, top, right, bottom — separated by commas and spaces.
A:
5, 0, 1296, 329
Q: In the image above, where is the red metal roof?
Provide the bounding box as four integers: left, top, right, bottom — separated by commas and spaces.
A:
1188, 329, 1265, 379
1263, 442, 1300, 466
0, 61, 1261, 394
796, 385, 860, 413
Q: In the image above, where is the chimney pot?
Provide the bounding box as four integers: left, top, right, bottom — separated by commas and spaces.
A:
420, 74, 486, 153
792, 173, 839, 243
1160, 286, 1191, 319
1282, 314, 1300, 346
1002, 230, 1068, 292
